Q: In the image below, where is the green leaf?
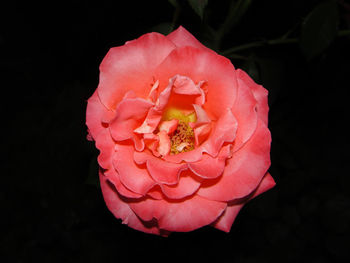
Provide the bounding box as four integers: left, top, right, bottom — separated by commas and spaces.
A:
187, 0, 208, 20
300, 0, 339, 60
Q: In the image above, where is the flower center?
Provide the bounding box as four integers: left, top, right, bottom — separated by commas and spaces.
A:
161, 107, 196, 155
170, 121, 195, 154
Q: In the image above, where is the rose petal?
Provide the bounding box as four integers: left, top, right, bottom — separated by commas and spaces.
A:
109, 98, 153, 142
95, 128, 115, 169
99, 171, 160, 235
188, 145, 231, 179
157, 195, 226, 232
160, 170, 202, 199
237, 69, 269, 126
104, 169, 143, 199
86, 91, 115, 140
134, 150, 187, 185
167, 26, 212, 53
113, 144, 155, 195
212, 172, 276, 232
231, 71, 259, 152
197, 120, 271, 201
98, 32, 176, 110
157, 131, 171, 157
201, 108, 237, 156
154, 46, 238, 119
129, 195, 226, 232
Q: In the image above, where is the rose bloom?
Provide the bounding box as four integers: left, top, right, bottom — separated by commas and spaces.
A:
86, 26, 275, 235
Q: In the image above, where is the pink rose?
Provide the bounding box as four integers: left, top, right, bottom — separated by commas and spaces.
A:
86, 26, 275, 235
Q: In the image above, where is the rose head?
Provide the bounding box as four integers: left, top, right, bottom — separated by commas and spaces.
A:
86, 26, 275, 235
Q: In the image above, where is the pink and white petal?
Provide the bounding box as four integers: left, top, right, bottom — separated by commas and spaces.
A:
157, 195, 227, 232
86, 91, 115, 140
167, 26, 212, 53
109, 98, 153, 141
237, 69, 269, 126
160, 170, 202, 199
197, 120, 271, 202
231, 72, 259, 152
95, 128, 115, 170
188, 145, 231, 179
154, 46, 238, 119
99, 172, 160, 235
104, 169, 143, 199
134, 151, 186, 185
212, 172, 276, 232
113, 144, 155, 195
98, 32, 176, 110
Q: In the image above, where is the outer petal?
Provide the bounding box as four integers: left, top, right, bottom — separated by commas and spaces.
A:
167, 26, 212, 53
86, 91, 115, 140
98, 32, 176, 110
158, 195, 226, 232
99, 171, 160, 235
95, 128, 115, 170
154, 46, 238, 119
231, 73, 259, 152
197, 120, 271, 201
212, 173, 276, 232
237, 69, 269, 126
129, 195, 226, 232
113, 144, 155, 195
104, 169, 143, 199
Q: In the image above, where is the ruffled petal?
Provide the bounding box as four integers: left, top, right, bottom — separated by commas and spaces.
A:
188, 145, 231, 179
167, 26, 212, 52
86, 91, 115, 140
160, 170, 202, 199
134, 151, 187, 185
98, 32, 176, 110
154, 46, 238, 119
231, 71, 259, 152
99, 171, 160, 235
113, 144, 155, 195
201, 108, 237, 156
109, 98, 153, 141
104, 169, 143, 199
95, 128, 115, 170
237, 69, 269, 126
212, 172, 275, 232
197, 120, 271, 201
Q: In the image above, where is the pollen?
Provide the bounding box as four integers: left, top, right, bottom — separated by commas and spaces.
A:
170, 121, 195, 155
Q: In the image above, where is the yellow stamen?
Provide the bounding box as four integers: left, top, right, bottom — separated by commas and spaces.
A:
170, 121, 195, 155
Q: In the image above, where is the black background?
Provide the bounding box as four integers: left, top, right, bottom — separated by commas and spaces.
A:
2, 0, 349, 262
